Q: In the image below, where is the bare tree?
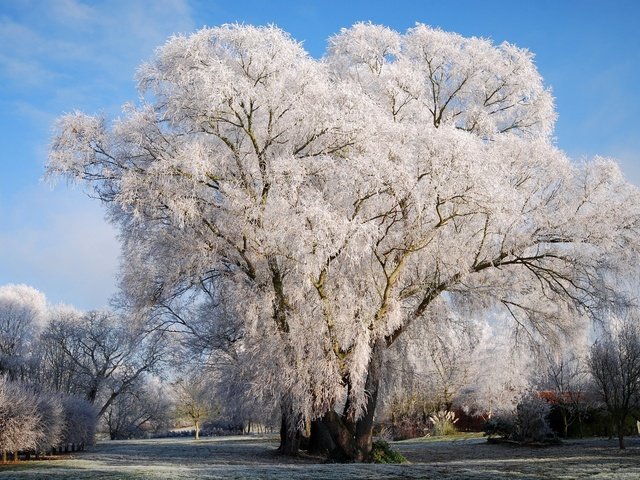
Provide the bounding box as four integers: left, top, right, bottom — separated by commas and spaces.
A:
39, 310, 167, 418
102, 377, 171, 440
172, 371, 219, 440
32, 306, 84, 395
538, 350, 590, 438
588, 317, 640, 449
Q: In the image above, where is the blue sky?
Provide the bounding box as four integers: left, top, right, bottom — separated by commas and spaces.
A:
1, 0, 639, 310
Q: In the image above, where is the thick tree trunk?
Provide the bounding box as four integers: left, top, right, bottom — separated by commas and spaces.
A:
320, 410, 357, 460
195, 420, 201, 440
307, 339, 385, 462
278, 400, 303, 456
278, 413, 302, 455
353, 339, 384, 461
308, 418, 336, 456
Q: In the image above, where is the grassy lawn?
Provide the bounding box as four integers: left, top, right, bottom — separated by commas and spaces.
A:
0, 434, 638, 479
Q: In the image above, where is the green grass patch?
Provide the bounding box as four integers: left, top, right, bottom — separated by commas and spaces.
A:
370, 440, 408, 463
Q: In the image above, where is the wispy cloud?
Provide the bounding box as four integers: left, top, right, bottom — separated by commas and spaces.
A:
0, 186, 119, 310
1, 0, 195, 100
49, 0, 95, 25
0, 1, 196, 309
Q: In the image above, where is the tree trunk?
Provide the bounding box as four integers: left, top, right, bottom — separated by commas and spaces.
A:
617, 420, 625, 449
353, 338, 384, 461
578, 415, 584, 438
307, 339, 385, 462
195, 420, 201, 440
308, 419, 336, 456
278, 412, 302, 455
561, 410, 569, 438
319, 410, 357, 460
278, 395, 305, 456
87, 385, 98, 404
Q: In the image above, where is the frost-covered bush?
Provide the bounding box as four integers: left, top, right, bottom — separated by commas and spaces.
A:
31, 388, 65, 455
484, 393, 554, 443
0, 376, 99, 460
61, 396, 97, 450
483, 415, 515, 439
513, 392, 553, 442
0, 377, 42, 461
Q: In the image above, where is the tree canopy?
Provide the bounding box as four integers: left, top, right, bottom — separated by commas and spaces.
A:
47, 23, 640, 459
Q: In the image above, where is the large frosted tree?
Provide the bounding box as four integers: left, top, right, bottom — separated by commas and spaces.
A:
48, 23, 640, 460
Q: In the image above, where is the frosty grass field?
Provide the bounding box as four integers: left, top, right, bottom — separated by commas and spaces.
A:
0, 435, 639, 479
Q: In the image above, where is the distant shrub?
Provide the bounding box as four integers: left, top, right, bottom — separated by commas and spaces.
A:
33, 390, 64, 455
385, 391, 439, 440
61, 396, 98, 450
0, 378, 99, 460
484, 393, 555, 444
0, 377, 42, 461
483, 415, 515, 438
370, 440, 407, 464
513, 393, 553, 442
429, 410, 459, 436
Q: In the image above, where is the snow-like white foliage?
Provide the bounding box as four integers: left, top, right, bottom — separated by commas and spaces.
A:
380, 307, 538, 419
0, 284, 47, 379
31, 387, 65, 454
0, 376, 43, 457
47, 23, 640, 429
0, 375, 99, 457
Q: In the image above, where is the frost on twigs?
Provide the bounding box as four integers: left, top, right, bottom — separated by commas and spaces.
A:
46, 23, 640, 455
